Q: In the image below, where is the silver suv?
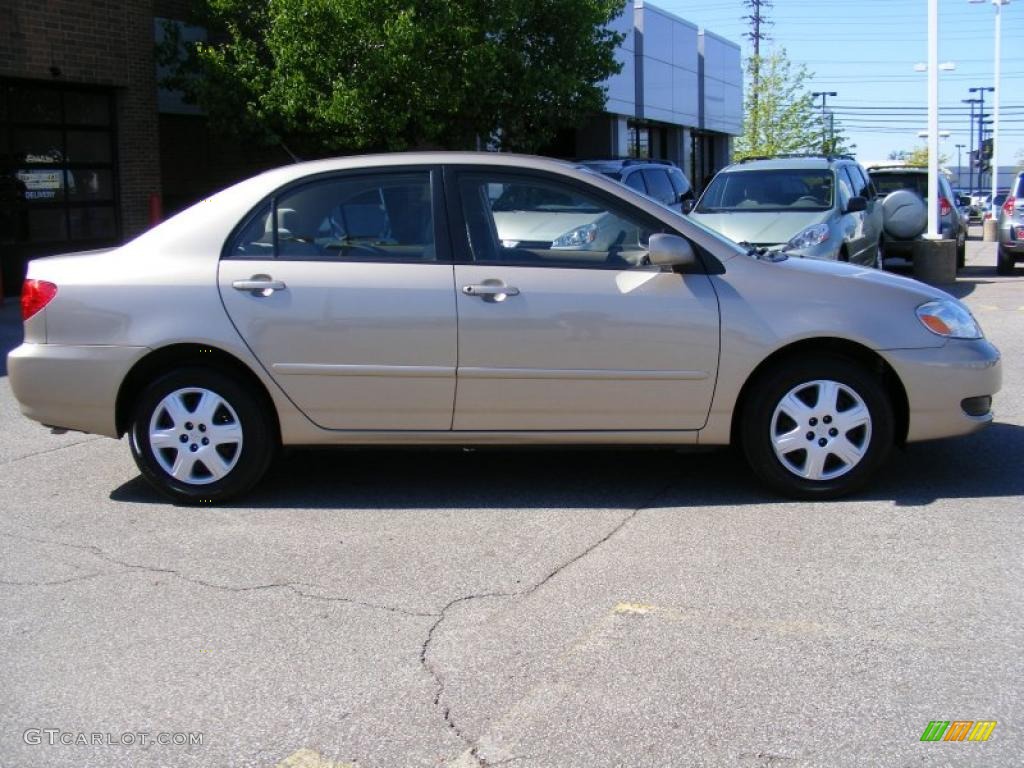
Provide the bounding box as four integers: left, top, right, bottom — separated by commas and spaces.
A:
689, 155, 884, 266
996, 172, 1024, 275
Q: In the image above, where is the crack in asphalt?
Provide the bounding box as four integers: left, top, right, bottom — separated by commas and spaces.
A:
420, 478, 680, 762
0, 531, 435, 618
2, 478, 679, 763
0, 436, 104, 467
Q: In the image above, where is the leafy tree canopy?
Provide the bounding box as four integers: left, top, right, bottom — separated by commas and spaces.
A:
734, 48, 852, 160
159, 0, 625, 156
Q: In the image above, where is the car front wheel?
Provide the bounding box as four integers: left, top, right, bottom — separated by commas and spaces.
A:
996, 245, 1015, 275
741, 358, 894, 499
129, 367, 275, 504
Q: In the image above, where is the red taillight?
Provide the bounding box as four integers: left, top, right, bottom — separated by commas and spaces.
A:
939, 196, 952, 217
1004, 196, 1016, 216
21, 279, 58, 321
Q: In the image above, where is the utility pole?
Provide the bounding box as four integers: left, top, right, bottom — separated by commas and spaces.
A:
963, 97, 980, 193
812, 91, 837, 154
969, 86, 994, 191
744, 0, 773, 149
955, 143, 965, 188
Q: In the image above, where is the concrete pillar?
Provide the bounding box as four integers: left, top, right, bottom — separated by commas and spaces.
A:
982, 219, 998, 242
913, 238, 957, 285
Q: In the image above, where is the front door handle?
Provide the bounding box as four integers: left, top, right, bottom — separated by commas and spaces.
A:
461, 283, 520, 302
233, 275, 287, 296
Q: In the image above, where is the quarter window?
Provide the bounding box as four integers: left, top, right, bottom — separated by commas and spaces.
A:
229, 172, 436, 261
457, 173, 659, 269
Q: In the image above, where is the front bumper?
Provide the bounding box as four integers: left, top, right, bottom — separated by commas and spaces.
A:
7, 343, 148, 438
881, 338, 1002, 442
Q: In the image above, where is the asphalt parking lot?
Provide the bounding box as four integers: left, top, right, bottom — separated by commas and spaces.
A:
1, 233, 1021, 768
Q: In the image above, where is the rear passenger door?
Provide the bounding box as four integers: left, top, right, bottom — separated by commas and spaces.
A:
218, 167, 458, 430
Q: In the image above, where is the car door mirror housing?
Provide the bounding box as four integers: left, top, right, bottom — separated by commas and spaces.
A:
681, 199, 695, 214
648, 233, 697, 268
845, 196, 867, 214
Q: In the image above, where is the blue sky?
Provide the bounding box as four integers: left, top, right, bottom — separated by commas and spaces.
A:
657, 0, 1024, 175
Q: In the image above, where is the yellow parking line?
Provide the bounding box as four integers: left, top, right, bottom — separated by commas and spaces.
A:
275, 748, 357, 768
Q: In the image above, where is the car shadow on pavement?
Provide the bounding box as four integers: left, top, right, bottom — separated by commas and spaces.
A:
109, 421, 1024, 510
0, 301, 24, 377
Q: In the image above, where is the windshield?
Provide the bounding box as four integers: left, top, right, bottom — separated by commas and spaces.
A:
696, 169, 834, 212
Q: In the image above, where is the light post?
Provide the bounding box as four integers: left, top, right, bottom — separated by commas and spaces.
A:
962, 97, 981, 193
955, 143, 965, 187
926, 0, 940, 239
969, 0, 1008, 202
811, 91, 837, 154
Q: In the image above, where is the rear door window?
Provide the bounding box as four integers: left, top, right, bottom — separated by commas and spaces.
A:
641, 169, 675, 206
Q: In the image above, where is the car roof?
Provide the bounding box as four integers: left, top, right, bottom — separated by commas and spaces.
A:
722, 156, 840, 172
577, 159, 678, 173
866, 165, 928, 174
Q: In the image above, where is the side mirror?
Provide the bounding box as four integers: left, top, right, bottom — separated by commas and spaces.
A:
648, 233, 697, 268
845, 196, 867, 214
681, 199, 695, 214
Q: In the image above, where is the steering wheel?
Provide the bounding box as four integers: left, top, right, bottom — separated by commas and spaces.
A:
793, 195, 820, 206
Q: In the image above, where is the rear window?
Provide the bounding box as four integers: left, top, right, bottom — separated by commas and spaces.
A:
870, 172, 928, 199
1015, 175, 1024, 197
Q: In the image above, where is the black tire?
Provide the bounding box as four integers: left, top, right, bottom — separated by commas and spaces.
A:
129, 367, 276, 504
740, 357, 894, 500
996, 245, 1015, 276
956, 236, 966, 271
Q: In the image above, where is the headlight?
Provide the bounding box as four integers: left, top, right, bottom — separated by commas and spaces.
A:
916, 299, 983, 339
783, 223, 830, 251
551, 222, 598, 249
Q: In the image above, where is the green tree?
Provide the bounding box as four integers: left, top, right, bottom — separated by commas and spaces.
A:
902, 145, 949, 167
159, 0, 625, 156
734, 48, 820, 160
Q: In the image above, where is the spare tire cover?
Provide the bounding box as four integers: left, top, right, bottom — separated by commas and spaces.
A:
882, 188, 927, 239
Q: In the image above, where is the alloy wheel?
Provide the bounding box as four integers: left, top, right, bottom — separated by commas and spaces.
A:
148, 387, 244, 485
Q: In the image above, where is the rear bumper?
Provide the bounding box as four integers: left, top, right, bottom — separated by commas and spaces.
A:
881, 339, 1002, 442
7, 343, 147, 438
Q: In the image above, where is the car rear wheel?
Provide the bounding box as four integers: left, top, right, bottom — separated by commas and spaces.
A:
741, 358, 893, 499
956, 235, 966, 270
996, 245, 1015, 275
129, 367, 275, 504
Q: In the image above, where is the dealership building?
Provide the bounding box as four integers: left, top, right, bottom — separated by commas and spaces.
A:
0, 0, 742, 294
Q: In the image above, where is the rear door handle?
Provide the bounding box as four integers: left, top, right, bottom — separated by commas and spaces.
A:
461, 283, 520, 302
232, 275, 287, 296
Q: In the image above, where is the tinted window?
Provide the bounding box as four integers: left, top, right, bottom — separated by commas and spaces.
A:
229, 172, 436, 261
697, 169, 834, 212
667, 167, 692, 199
840, 167, 859, 204
642, 169, 675, 205
458, 173, 660, 269
848, 165, 873, 199
623, 172, 647, 194
870, 172, 928, 199
1014, 175, 1024, 197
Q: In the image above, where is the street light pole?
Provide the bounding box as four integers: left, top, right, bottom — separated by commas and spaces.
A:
970, 0, 1009, 200
811, 91, 837, 154
955, 143, 965, 187
962, 97, 980, 193
969, 86, 993, 191
926, 0, 939, 239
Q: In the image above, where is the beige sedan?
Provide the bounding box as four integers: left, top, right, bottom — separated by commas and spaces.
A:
8, 153, 1001, 503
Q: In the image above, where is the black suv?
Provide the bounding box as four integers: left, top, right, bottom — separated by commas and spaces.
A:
577, 159, 693, 214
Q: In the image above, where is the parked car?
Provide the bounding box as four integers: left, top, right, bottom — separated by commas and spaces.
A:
689, 155, 884, 266
576, 158, 693, 214
8, 152, 1001, 503
866, 165, 968, 270
996, 172, 1024, 275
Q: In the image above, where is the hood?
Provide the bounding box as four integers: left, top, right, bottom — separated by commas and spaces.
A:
773, 251, 952, 302
690, 210, 831, 246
